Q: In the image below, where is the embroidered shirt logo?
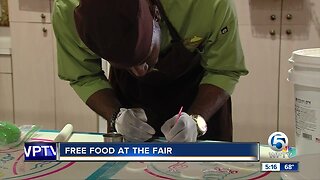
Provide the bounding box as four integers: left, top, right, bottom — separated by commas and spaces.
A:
183, 36, 203, 51
221, 26, 229, 34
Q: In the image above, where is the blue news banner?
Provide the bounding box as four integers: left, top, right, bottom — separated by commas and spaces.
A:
24, 142, 259, 161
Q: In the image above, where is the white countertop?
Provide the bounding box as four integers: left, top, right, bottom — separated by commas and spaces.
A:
0, 36, 11, 55
0, 48, 11, 55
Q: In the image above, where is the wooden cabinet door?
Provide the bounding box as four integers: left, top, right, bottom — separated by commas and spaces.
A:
234, 0, 282, 26
52, 32, 98, 132
0, 54, 11, 73
0, 74, 14, 122
232, 0, 281, 143
0, 55, 13, 122
232, 25, 280, 144
54, 79, 98, 132
8, 0, 51, 23
279, 0, 320, 146
11, 22, 55, 129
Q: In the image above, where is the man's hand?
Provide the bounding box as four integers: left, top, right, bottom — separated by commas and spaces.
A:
161, 112, 198, 142
115, 108, 155, 142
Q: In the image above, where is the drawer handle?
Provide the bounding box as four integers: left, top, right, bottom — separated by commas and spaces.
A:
270, 14, 276, 21
42, 27, 48, 33
286, 29, 292, 35
41, 14, 46, 19
269, 29, 276, 36
286, 14, 293, 20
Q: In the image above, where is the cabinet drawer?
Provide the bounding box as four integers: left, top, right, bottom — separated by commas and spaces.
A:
0, 54, 12, 73
0, 74, 14, 122
11, 22, 55, 129
8, 0, 51, 23
233, 0, 281, 25
282, 0, 309, 25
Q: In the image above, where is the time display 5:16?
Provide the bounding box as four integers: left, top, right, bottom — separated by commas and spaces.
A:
261, 163, 280, 171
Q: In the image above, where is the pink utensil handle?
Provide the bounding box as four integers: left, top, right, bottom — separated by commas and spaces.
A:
175, 106, 183, 124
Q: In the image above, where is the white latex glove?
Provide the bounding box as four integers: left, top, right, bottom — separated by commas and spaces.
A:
115, 108, 155, 142
161, 112, 198, 142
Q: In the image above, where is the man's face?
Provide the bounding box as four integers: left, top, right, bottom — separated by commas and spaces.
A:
129, 20, 161, 77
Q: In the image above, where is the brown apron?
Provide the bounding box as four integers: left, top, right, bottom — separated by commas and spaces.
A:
109, 1, 232, 141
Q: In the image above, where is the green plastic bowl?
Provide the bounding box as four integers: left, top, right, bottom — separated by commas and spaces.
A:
0, 121, 21, 146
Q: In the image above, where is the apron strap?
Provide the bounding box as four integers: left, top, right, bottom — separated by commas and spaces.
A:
153, 0, 205, 51
153, 0, 181, 42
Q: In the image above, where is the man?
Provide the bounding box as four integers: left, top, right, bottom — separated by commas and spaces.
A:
52, 0, 248, 142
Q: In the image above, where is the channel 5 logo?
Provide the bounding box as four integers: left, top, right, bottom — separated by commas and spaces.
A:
268, 132, 288, 151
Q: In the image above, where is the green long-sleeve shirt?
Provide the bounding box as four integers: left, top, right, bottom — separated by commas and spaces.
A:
52, 0, 248, 103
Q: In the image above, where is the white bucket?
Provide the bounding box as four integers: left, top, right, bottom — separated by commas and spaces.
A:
288, 48, 320, 156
